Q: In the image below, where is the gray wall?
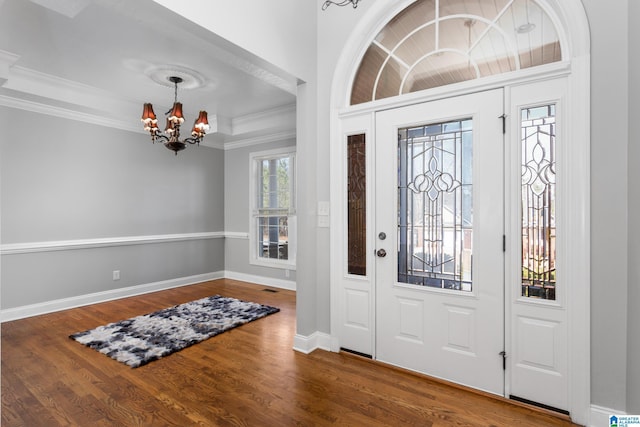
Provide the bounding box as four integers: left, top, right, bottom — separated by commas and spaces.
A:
1, 106, 225, 309
224, 139, 297, 283
627, 0, 640, 414
582, 0, 630, 410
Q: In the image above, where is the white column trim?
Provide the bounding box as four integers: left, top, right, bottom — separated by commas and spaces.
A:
590, 405, 626, 427
293, 332, 332, 354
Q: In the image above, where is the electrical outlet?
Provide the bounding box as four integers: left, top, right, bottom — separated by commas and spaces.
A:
285, 269, 290, 278
112, 270, 120, 281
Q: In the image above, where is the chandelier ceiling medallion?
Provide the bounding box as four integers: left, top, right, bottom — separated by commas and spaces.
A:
141, 75, 210, 155
322, 0, 359, 10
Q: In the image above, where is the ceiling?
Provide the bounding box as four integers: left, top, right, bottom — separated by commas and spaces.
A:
0, 0, 298, 149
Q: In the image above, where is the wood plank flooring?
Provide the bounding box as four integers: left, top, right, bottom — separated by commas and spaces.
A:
2, 279, 580, 426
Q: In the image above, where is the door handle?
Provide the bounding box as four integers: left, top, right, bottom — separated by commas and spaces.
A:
376, 248, 387, 258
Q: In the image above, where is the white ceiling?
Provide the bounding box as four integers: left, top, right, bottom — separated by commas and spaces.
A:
0, 0, 298, 149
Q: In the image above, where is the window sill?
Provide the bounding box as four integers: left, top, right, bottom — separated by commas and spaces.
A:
250, 258, 296, 271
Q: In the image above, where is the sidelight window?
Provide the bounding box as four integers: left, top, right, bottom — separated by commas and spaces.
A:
521, 104, 556, 299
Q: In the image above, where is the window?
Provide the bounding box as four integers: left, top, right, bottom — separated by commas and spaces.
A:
520, 104, 556, 300
397, 119, 473, 291
250, 147, 296, 269
351, 0, 562, 105
347, 134, 367, 276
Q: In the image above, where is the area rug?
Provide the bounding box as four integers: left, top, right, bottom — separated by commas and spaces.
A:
69, 295, 279, 368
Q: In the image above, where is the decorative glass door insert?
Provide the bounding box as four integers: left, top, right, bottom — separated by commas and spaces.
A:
347, 134, 367, 276
398, 119, 473, 291
521, 104, 556, 300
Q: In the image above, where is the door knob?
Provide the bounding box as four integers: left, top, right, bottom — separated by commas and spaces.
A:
376, 248, 387, 258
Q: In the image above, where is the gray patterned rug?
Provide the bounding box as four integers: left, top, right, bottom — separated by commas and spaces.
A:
69, 295, 279, 368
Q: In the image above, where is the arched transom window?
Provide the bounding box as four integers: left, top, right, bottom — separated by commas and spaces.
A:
351, 0, 562, 105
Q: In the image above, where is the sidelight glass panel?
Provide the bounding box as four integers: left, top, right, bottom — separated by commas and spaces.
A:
347, 134, 367, 275
521, 104, 556, 300
397, 119, 473, 291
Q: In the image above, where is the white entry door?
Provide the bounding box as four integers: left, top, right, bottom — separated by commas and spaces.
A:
374, 89, 505, 395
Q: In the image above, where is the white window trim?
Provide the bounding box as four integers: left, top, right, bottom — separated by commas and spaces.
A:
249, 146, 297, 270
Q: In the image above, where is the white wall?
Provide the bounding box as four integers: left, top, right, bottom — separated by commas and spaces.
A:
0, 106, 225, 310
152, 0, 316, 83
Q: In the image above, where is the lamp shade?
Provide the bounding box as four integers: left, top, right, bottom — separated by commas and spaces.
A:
168, 102, 184, 124
194, 111, 210, 131
165, 117, 176, 134
141, 103, 157, 124
144, 119, 159, 133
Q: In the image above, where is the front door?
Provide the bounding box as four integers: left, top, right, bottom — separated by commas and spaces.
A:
374, 89, 505, 394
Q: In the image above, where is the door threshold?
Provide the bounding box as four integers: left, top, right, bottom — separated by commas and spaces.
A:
340, 347, 372, 359
510, 395, 570, 417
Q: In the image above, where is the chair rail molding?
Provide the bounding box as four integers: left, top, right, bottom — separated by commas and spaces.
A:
1, 232, 227, 255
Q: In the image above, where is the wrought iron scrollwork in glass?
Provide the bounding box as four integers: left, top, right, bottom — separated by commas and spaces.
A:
347, 134, 367, 276
521, 104, 557, 300
398, 119, 473, 291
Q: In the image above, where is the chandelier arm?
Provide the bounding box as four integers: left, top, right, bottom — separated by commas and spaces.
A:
183, 137, 203, 145
151, 131, 169, 144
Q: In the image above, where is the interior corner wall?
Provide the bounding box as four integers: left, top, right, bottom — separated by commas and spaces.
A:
224, 138, 297, 284
627, 0, 640, 414
151, 0, 316, 83
0, 106, 225, 310
582, 0, 630, 411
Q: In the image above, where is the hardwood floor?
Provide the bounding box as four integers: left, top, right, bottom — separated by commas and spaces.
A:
2, 279, 579, 426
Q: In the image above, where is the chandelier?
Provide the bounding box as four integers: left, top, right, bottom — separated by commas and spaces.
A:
140, 76, 210, 155
322, 0, 359, 10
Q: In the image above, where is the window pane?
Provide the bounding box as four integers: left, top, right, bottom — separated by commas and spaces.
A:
258, 215, 289, 261
521, 104, 556, 300
347, 134, 367, 275
398, 119, 473, 291
351, 0, 562, 105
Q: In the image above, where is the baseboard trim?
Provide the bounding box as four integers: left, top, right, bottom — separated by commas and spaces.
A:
590, 405, 626, 427
293, 332, 332, 354
224, 270, 296, 291
0, 271, 224, 322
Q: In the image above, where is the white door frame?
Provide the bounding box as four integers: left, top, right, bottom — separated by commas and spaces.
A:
329, 0, 590, 424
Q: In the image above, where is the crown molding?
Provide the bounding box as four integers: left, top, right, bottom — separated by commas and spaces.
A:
1, 65, 296, 145
0, 93, 143, 134
5, 65, 137, 114
223, 130, 296, 151
232, 103, 296, 135
0, 49, 20, 82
